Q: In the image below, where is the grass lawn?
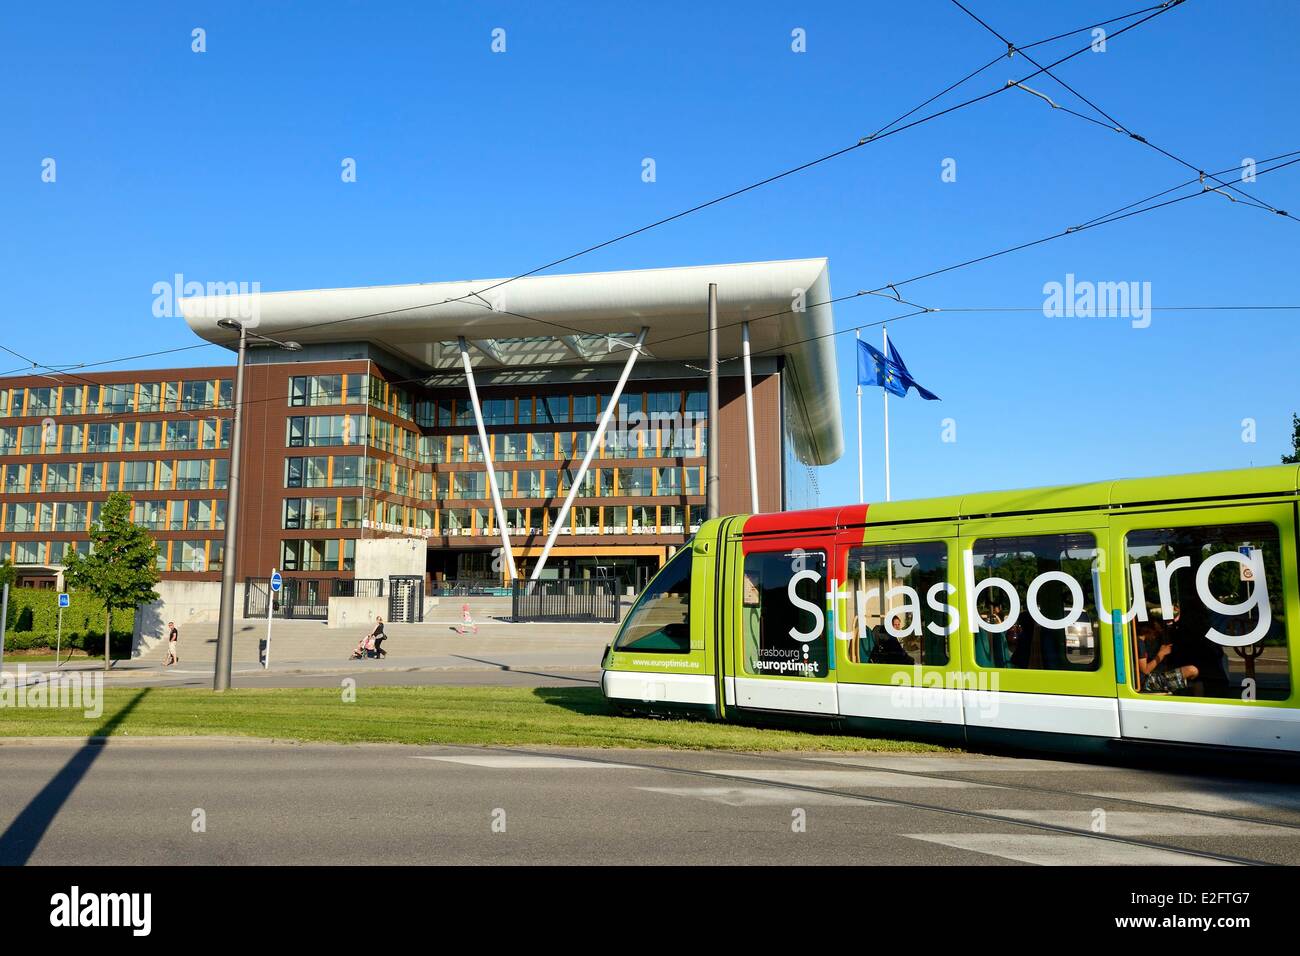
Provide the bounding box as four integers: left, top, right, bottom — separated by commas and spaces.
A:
0, 685, 946, 752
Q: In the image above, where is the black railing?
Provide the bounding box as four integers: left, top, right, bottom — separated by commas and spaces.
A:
244, 577, 330, 620
512, 578, 621, 623
331, 578, 384, 598
431, 578, 509, 596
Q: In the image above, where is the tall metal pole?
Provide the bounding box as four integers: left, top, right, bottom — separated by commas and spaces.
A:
213, 326, 246, 691
0, 583, 7, 675
855, 329, 864, 504
263, 568, 276, 669
706, 283, 720, 520
882, 326, 892, 502
740, 321, 759, 514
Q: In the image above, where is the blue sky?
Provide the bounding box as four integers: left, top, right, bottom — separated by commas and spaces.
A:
3, 0, 1298, 507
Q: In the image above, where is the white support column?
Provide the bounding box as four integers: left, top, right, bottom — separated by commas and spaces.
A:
530, 327, 648, 582
741, 321, 760, 514
458, 337, 518, 580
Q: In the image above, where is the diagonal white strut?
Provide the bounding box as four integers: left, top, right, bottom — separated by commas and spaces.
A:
529, 327, 648, 581
741, 321, 760, 514
458, 336, 518, 580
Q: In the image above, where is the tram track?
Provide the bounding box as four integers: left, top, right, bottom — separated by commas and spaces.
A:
459, 743, 1273, 865
728, 749, 1300, 835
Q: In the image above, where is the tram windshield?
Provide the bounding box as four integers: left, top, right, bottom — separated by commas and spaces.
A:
613, 547, 692, 653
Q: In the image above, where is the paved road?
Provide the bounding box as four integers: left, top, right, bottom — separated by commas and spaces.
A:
2, 738, 1298, 865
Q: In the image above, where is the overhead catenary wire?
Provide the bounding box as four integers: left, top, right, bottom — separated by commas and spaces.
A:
950, 0, 1296, 221
706, 153, 1300, 367
153, 0, 1188, 352
642, 149, 1300, 356
0, 2, 1187, 393
9, 148, 1298, 420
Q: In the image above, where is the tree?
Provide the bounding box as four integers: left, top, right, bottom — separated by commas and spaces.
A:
0, 558, 15, 590
1283, 413, 1300, 465
63, 492, 160, 670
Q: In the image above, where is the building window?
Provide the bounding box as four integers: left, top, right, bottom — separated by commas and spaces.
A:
573, 395, 598, 423
536, 396, 568, 425
287, 414, 361, 448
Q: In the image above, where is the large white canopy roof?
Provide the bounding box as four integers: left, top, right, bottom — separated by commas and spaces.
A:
180, 258, 842, 464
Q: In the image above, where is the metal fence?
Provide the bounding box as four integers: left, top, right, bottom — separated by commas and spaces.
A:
332, 578, 384, 598
431, 578, 510, 597
243, 577, 330, 620
511, 578, 622, 623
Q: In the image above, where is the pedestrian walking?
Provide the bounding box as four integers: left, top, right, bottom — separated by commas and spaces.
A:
164, 621, 179, 666
370, 615, 387, 658
457, 603, 478, 636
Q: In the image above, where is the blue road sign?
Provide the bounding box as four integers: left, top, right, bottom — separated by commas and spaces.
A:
58, 592, 70, 608
270, 571, 283, 593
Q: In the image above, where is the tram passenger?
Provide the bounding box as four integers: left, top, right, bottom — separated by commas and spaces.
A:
867, 613, 914, 664
1134, 618, 1199, 694
974, 602, 1012, 668
742, 571, 762, 672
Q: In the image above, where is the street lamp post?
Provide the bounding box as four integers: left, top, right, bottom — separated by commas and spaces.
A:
212, 319, 300, 692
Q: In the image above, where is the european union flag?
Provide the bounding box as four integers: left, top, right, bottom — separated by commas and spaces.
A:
856, 338, 940, 401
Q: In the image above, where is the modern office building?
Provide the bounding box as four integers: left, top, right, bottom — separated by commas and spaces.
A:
0, 259, 843, 598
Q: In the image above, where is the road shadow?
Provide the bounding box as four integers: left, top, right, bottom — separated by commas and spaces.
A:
450, 655, 599, 685
531, 686, 614, 716
0, 688, 151, 865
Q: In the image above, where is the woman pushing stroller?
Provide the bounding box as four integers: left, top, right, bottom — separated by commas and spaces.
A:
348, 616, 388, 660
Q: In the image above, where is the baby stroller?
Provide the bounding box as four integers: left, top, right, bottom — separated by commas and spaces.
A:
349, 633, 375, 660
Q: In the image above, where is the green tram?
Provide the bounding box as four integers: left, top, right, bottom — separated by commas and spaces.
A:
600, 466, 1300, 755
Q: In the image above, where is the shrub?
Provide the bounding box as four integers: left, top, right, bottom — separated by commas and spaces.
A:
3, 629, 133, 657
3, 589, 134, 636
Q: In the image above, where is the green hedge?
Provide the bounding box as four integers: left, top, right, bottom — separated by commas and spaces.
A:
4, 589, 134, 636
3, 629, 133, 656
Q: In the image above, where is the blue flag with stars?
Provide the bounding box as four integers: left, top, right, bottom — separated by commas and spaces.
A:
856, 338, 940, 401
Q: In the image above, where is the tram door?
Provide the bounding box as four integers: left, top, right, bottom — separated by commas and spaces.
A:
831, 525, 967, 729
1106, 501, 1300, 751
956, 516, 1120, 740
724, 532, 838, 717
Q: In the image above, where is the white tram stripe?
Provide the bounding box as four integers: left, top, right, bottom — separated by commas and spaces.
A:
637, 786, 868, 807
411, 755, 645, 770
990, 809, 1298, 837
904, 833, 1234, 866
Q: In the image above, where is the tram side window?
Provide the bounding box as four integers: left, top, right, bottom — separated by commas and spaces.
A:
970, 533, 1101, 671
742, 550, 829, 679
847, 542, 950, 666
613, 548, 692, 654
1125, 523, 1290, 701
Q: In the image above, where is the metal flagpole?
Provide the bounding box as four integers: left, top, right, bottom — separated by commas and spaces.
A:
882, 327, 892, 502
740, 321, 760, 514
855, 330, 863, 504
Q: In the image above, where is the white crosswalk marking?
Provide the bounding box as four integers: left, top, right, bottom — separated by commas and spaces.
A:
813, 755, 1116, 773
708, 768, 992, 789
637, 786, 868, 807
990, 809, 1298, 836
412, 755, 644, 769
905, 833, 1235, 866
1088, 790, 1300, 814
